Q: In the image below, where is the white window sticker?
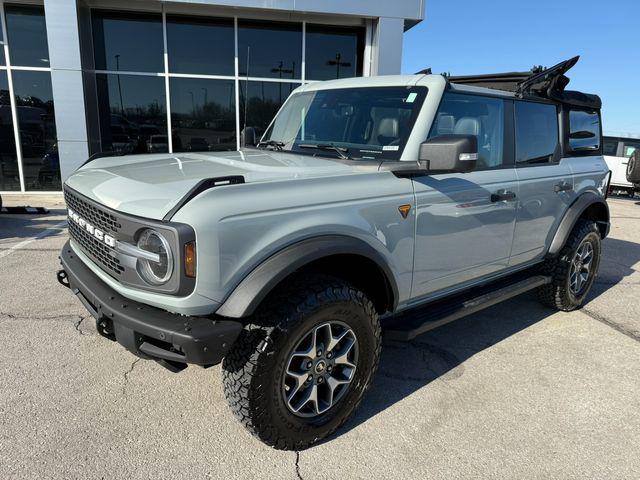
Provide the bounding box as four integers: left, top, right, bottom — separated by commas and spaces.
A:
406, 92, 418, 103
383, 145, 400, 151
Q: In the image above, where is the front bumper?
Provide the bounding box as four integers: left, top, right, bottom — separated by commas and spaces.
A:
58, 240, 243, 371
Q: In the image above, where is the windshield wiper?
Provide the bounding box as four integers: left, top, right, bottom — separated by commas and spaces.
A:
257, 140, 285, 151
298, 143, 350, 160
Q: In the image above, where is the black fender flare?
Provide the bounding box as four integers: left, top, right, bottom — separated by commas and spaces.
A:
547, 191, 610, 256
215, 235, 399, 318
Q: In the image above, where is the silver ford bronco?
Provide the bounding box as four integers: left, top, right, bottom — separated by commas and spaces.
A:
58, 56, 611, 449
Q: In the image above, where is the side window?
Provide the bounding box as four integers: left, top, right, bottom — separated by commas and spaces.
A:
515, 101, 559, 164
569, 109, 601, 152
622, 141, 640, 157
602, 137, 619, 156
428, 92, 505, 169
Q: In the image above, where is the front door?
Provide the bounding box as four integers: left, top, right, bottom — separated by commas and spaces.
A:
411, 92, 518, 301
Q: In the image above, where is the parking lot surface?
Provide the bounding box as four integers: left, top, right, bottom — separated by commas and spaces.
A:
1, 194, 639, 479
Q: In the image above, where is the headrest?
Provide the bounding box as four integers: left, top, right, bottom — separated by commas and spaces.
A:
453, 117, 481, 136
377, 118, 399, 138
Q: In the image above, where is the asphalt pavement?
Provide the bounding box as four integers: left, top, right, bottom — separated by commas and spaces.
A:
1, 194, 639, 479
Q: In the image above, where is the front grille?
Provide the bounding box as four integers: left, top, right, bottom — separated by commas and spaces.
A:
64, 188, 124, 277
64, 189, 122, 234
68, 221, 125, 276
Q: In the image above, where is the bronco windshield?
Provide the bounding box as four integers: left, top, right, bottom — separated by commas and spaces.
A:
259, 86, 427, 160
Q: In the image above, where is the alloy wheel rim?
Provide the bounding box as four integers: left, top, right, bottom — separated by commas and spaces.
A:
569, 240, 594, 295
282, 321, 358, 418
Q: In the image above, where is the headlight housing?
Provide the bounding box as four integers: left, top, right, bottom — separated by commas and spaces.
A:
136, 229, 173, 285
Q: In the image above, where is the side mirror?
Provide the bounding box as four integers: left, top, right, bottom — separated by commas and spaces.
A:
419, 134, 478, 173
241, 127, 257, 147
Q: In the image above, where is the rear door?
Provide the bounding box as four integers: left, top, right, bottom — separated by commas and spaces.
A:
510, 100, 574, 266
411, 92, 518, 300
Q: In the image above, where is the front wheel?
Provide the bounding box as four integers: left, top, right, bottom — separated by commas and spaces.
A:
222, 276, 381, 450
538, 219, 601, 311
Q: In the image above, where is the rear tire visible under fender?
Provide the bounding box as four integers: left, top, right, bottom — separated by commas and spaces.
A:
538, 219, 601, 311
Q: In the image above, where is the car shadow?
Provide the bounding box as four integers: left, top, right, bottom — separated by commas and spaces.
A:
320, 294, 552, 443
0, 209, 67, 241
587, 237, 640, 301
321, 235, 638, 444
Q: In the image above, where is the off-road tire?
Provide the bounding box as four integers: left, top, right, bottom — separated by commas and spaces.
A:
537, 219, 601, 311
627, 150, 640, 183
222, 275, 381, 450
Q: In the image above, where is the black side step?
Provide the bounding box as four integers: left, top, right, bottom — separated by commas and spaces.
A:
384, 274, 551, 341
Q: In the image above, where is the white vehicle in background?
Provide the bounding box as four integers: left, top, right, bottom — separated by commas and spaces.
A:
603, 136, 640, 197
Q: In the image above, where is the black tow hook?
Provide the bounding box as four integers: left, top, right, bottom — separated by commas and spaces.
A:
57, 269, 70, 289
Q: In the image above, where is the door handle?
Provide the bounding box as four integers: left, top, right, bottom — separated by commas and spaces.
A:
491, 190, 517, 202
554, 181, 573, 193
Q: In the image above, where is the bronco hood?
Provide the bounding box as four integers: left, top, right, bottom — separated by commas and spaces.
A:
64, 150, 368, 220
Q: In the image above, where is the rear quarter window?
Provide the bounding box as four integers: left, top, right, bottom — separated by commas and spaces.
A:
568, 110, 601, 152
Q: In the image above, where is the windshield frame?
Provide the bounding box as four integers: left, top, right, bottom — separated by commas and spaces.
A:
257, 85, 429, 161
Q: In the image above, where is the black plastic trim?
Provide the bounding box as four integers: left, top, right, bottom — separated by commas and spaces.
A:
60, 240, 243, 367
79, 150, 126, 169
162, 176, 245, 222
64, 185, 196, 296
216, 235, 399, 318
547, 192, 610, 255
386, 272, 551, 341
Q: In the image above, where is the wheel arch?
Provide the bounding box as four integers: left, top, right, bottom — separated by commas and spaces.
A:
547, 191, 610, 256
215, 235, 399, 318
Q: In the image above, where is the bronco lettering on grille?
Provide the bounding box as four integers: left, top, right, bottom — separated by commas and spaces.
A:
68, 208, 117, 248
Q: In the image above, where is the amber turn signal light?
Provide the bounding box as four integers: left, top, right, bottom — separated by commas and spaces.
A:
184, 242, 196, 278
398, 204, 411, 219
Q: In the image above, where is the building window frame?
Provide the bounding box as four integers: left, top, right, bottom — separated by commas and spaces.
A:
90, 6, 368, 158
0, 0, 56, 194
1, 3, 372, 193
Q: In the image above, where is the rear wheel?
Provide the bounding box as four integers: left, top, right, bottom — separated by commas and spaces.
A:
538, 219, 601, 311
222, 275, 381, 450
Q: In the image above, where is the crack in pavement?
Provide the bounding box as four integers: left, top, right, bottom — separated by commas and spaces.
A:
294, 451, 303, 480
74, 316, 88, 335
581, 307, 640, 343
122, 358, 141, 396
0, 311, 83, 322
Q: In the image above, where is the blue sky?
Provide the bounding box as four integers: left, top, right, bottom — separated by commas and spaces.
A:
402, 0, 640, 137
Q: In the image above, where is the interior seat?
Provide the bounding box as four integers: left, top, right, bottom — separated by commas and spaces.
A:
376, 117, 399, 145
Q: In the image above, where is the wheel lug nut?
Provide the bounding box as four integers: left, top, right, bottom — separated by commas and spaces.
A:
317, 377, 324, 384
306, 361, 313, 369
326, 352, 333, 359
317, 350, 322, 357
327, 365, 333, 373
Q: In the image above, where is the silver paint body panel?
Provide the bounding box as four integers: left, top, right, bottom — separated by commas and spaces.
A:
62, 75, 610, 316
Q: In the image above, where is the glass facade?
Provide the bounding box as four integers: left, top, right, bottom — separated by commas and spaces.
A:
0, 5, 368, 192
0, 13, 5, 66
170, 77, 236, 152
4, 5, 50, 67
96, 74, 167, 155
0, 4, 59, 191
305, 25, 364, 81
12, 70, 59, 190
167, 15, 235, 76
240, 81, 298, 138
92, 11, 163, 73
238, 20, 302, 79
89, 11, 362, 161
0, 71, 19, 190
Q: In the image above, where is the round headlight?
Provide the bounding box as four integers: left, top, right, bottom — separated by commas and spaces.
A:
136, 229, 173, 285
